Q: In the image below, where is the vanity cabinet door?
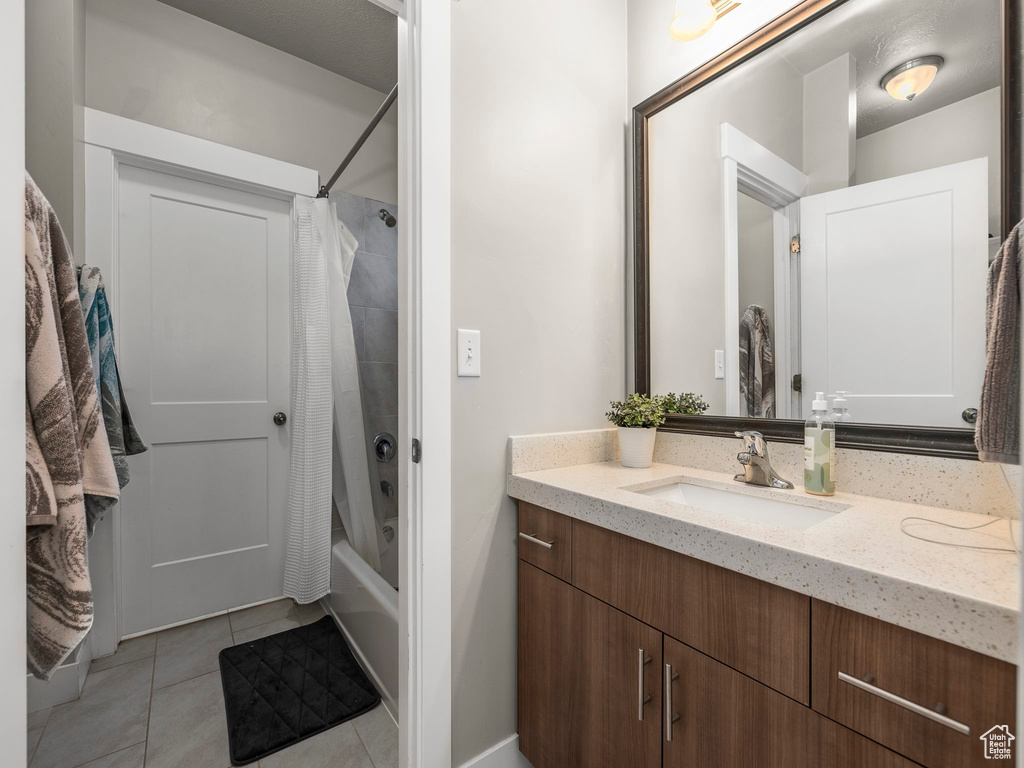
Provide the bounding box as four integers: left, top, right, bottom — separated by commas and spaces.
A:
663, 637, 922, 768
572, 582, 663, 768
519, 562, 575, 768
518, 561, 662, 768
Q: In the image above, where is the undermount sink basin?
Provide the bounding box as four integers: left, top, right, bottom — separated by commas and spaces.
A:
636, 480, 846, 531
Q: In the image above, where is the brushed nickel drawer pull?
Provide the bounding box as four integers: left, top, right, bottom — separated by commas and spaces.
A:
665, 663, 680, 741
518, 532, 554, 549
838, 671, 970, 735
637, 649, 652, 721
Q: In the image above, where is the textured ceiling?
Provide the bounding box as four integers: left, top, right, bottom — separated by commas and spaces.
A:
775, 0, 1000, 136
156, 0, 397, 93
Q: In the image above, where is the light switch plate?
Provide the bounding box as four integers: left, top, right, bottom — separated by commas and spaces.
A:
714, 350, 725, 379
457, 329, 481, 377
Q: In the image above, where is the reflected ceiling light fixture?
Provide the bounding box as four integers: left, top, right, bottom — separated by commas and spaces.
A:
670, 0, 741, 42
879, 56, 944, 102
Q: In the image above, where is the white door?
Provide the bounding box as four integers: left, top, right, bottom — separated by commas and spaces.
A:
799, 159, 987, 428
117, 164, 291, 635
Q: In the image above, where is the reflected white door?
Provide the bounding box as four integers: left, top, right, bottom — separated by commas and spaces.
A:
799, 159, 987, 428
117, 165, 291, 635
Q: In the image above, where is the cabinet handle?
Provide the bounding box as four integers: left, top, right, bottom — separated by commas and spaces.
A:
637, 649, 652, 721
837, 672, 970, 735
665, 663, 680, 741
518, 532, 554, 549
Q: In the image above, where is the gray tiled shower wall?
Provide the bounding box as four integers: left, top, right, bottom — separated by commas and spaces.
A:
336, 190, 399, 524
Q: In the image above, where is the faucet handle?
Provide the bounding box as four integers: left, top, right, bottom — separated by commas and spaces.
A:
734, 430, 767, 456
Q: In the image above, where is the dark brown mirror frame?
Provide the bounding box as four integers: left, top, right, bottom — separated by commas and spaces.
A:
633, 0, 1023, 460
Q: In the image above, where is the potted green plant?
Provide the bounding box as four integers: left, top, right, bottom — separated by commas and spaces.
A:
606, 393, 665, 468
660, 391, 710, 416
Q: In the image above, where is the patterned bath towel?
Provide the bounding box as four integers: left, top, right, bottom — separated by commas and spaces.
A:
25, 174, 119, 679
79, 265, 148, 534
976, 222, 1021, 463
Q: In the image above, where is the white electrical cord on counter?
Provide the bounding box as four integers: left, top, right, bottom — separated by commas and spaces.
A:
900, 515, 1021, 554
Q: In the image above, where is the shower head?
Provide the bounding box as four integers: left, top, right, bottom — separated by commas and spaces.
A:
378, 208, 397, 228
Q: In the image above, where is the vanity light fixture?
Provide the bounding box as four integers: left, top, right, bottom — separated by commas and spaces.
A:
670, 0, 741, 42
880, 56, 944, 102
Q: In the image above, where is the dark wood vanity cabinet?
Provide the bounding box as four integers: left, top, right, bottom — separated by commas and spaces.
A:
516, 501, 1016, 768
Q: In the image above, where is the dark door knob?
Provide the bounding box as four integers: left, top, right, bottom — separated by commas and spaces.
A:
273, 412, 287, 426
962, 408, 978, 424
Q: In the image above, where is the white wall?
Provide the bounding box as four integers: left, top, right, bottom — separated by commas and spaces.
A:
802, 53, 856, 195
1, 0, 27, 763
857, 87, 1001, 237
26, 0, 86, 255
85, 0, 398, 204
450, 0, 627, 763
648, 50, 802, 412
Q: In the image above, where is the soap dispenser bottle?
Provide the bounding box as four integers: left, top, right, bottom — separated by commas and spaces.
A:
830, 391, 853, 423
804, 392, 836, 496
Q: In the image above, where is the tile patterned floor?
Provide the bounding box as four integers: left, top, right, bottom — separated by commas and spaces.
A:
28, 600, 397, 768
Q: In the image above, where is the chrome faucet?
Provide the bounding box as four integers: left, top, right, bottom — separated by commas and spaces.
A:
734, 431, 793, 489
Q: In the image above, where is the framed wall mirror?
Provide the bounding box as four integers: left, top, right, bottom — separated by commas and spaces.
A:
634, 0, 1022, 458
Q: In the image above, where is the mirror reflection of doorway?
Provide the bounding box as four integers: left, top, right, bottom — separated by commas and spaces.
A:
722, 124, 804, 420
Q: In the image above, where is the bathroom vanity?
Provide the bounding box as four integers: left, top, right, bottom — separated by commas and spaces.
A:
509, 432, 1018, 768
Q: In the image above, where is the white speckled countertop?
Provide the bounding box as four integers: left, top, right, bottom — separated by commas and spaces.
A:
508, 458, 1020, 663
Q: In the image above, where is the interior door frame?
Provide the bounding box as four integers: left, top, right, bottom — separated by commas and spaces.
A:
82, 108, 319, 655
1, 0, 27, 761
397, 0, 453, 766
720, 123, 807, 419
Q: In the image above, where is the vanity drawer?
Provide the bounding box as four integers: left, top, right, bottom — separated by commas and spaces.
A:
572, 519, 810, 703
517, 501, 572, 581
666, 638, 922, 768
811, 600, 1016, 768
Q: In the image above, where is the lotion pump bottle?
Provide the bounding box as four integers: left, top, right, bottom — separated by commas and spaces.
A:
804, 392, 836, 496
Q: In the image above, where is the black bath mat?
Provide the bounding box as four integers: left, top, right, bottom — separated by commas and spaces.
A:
218, 615, 381, 766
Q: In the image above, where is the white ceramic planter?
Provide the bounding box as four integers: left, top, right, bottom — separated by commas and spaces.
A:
617, 426, 658, 468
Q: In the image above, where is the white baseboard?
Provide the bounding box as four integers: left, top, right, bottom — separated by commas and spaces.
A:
121, 594, 287, 640
457, 735, 533, 768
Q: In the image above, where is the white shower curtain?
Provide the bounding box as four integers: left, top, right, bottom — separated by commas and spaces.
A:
314, 200, 382, 572
283, 197, 333, 603
284, 196, 381, 604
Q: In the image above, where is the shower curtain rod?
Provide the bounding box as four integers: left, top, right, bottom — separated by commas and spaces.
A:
317, 83, 398, 198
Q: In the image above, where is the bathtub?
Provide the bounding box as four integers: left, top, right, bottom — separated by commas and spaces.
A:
327, 523, 399, 718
